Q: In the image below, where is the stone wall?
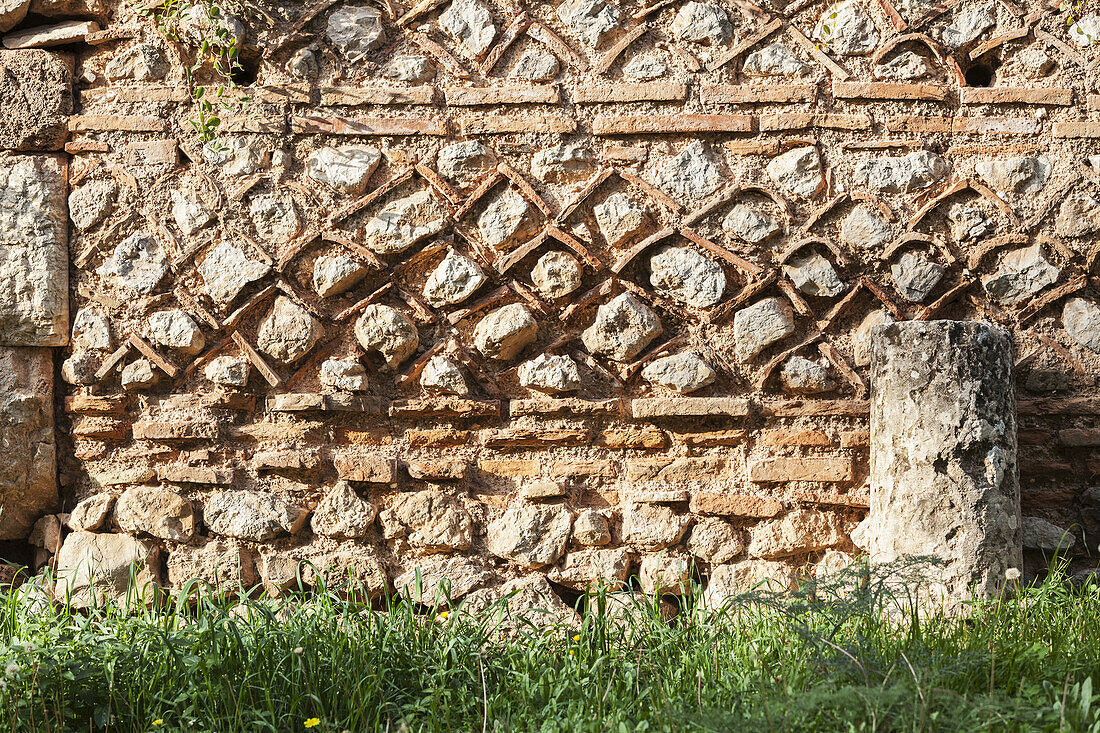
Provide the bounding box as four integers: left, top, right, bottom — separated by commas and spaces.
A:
2, 0, 1098, 606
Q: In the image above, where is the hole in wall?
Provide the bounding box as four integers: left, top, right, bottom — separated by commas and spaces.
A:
229, 50, 261, 86
964, 55, 1000, 87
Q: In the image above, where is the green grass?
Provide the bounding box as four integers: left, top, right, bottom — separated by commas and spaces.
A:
3, 560, 1100, 732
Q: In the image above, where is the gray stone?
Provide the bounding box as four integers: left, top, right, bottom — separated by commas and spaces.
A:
650, 245, 726, 307
423, 249, 486, 307
287, 48, 319, 78
975, 157, 1049, 195
68, 493, 112, 532
941, 2, 995, 48
1070, 15, 1100, 46
204, 355, 249, 387
1056, 192, 1100, 237
440, 0, 495, 57
784, 252, 846, 298
71, 307, 110, 350
384, 55, 434, 82
313, 254, 367, 298
320, 359, 368, 392
518, 353, 581, 393
1014, 46, 1053, 77
511, 46, 559, 80
780, 356, 836, 394
686, 518, 743, 565
61, 349, 97, 385
380, 490, 474, 551
748, 509, 846, 559
814, 0, 879, 55
869, 320, 1021, 602
0, 0, 29, 33
250, 193, 300, 244
420, 355, 468, 395
437, 141, 495, 186
671, 1, 731, 45
355, 304, 419, 369
948, 202, 993, 242
701, 560, 796, 607
595, 192, 648, 247
311, 481, 376, 539
655, 141, 720, 199
306, 145, 381, 194
205, 490, 305, 541
642, 352, 716, 393
1063, 298, 1100, 353
532, 142, 592, 182
1022, 517, 1075, 552
723, 203, 779, 244
68, 179, 116, 232
171, 190, 212, 236
767, 146, 824, 199
104, 42, 167, 81
54, 532, 160, 608
478, 188, 535, 248
531, 251, 581, 299
639, 552, 693, 595
982, 246, 1060, 306
840, 205, 892, 249
572, 509, 611, 545
556, 0, 620, 46
623, 51, 666, 79
487, 504, 572, 567
548, 548, 630, 590
120, 358, 156, 391
326, 5, 384, 61
198, 241, 270, 304
178, 4, 244, 47
873, 50, 932, 80
853, 309, 894, 367
582, 293, 662, 361
891, 252, 944, 302
743, 43, 809, 75
0, 348, 55, 540
733, 297, 795, 361
148, 309, 204, 356
97, 232, 168, 296
473, 303, 538, 360
203, 137, 270, 176
0, 50, 71, 151
621, 502, 692, 549
394, 556, 492, 604
257, 296, 323, 363
0, 154, 68, 345
460, 575, 579, 631
115, 486, 194, 542
853, 151, 948, 193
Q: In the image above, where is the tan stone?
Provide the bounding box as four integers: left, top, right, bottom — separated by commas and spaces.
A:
548, 548, 630, 591
54, 531, 161, 607
115, 486, 195, 542
747, 509, 847, 559
310, 481, 376, 539
379, 490, 473, 551
167, 540, 257, 590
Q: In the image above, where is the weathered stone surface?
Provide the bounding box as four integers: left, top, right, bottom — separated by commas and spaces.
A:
840, 205, 892, 250
320, 359, 368, 392
205, 491, 305, 541
98, 232, 168, 296
1022, 516, 1075, 552
1064, 298, 1100, 353
767, 146, 824, 199
303, 546, 388, 598
478, 187, 534, 249
621, 502, 692, 549
120, 358, 157, 391
0, 347, 54, 539
582, 293, 661, 361
311, 481, 376, 539
249, 193, 300, 244
623, 52, 666, 79
701, 560, 796, 607
671, 2, 731, 45
487, 504, 572, 567
0, 154, 68, 346
743, 43, 808, 76
643, 352, 716, 393
178, 4, 243, 47
105, 42, 167, 81
148, 309, 204, 356
982, 246, 1060, 306
869, 320, 1021, 601
948, 203, 992, 242
0, 0, 29, 33
723, 203, 779, 244
380, 490, 474, 551
518, 353, 581, 393
1056, 192, 1100, 237
748, 509, 846, 559
423, 249, 486, 307
61, 349, 96, 385
326, 5, 384, 61
68, 179, 115, 232
512, 46, 558, 80
1070, 15, 1100, 46
784, 252, 845, 298
941, 1, 995, 48
853, 309, 894, 366
874, 50, 932, 80
71, 307, 109, 350
313, 254, 367, 298
532, 142, 592, 182
655, 141, 720, 199
394, 555, 492, 604
891, 252, 943, 302
814, 0, 878, 55
385, 54, 434, 82
364, 188, 447, 255
853, 151, 948, 193
556, 0, 620, 46
649, 245, 725, 307
257, 296, 323, 363
205, 355, 249, 387
733, 297, 795, 361
440, 0, 495, 57
437, 141, 494, 186
167, 540, 256, 590
686, 517, 743, 564
460, 574, 579, 631
420, 355, 468, 394
974, 157, 1049, 195
531, 251, 581, 298
355, 304, 418, 369
68, 493, 112, 532
473, 303, 538, 360
198, 241, 270, 305
0, 50, 71, 151
54, 532, 160, 607
639, 552, 693, 595
115, 486, 194, 541
780, 356, 836, 394
572, 509, 611, 545
203, 137, 270, 176
171, 190, 212, 236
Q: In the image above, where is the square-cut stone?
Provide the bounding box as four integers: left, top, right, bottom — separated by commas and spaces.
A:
0, 346, 56, 539
0, 50, 72, 151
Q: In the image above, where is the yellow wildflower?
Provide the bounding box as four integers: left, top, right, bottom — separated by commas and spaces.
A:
439, 611, 449, 620
568, 650, 575, 656
152, 721, 163, 728
572, 634, 581, 642
304, 718, 321, 728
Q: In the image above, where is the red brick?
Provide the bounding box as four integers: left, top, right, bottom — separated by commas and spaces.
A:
445, 84, 560, 105
64, 394, 128, 415
289, 115, 447, 136
593, 114, 754, 135
700, 84, 814, 104
320, 85, 435, 105
68, 115, 167, 132
675, 430, 746, 447
479, 428, 590, 449
267, 393, 325, 412
690, 492, 784, 518
833, 81, 948, 101
749, 457, 855, 483
758, 400, 870, 418
1053, 122, 1100, 139
458, 116, 576, 135
959, 87, 1072, 105
1058, 429, 1100, 447
406, 429, 472, 448
595, 427, 666, 449
333, 454, 397, 484
390, 398, 500, 418
157, 465, 235, 485
133, 421, 217, 441
551, 461, 617, 478
632, 397, 750, 419
573, 81, 687, 103
758, 430, 834, 448
759, 113, 870, 131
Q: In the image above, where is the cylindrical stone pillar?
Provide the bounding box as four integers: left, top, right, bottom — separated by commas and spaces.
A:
869, 320, 1021, 602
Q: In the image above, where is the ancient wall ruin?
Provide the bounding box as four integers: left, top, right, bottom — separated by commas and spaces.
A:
1, 0, 1098, 608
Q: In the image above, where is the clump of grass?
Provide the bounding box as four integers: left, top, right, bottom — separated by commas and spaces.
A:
2, 559, 1100, 732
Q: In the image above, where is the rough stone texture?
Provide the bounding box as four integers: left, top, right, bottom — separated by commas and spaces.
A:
474, 303, 538, 360
71, 306, 109, 350
767, 146, 823, 199
941, 2, 995, 48
326, 6, 385, 62
205, 355, 249, 387
437, 141, 494, 186
642, 352, 716, 393
0, 154, 68, 346
744, 44, 808, 76
874, 51, 931, 80
306, 145, 381, 194
747, 509, 846, 559
671, 2, 731, 45
54, 532, 160, 607
0, 0, 29, 33
257, 296, 323, 363
556, 0, 620, 46
478, 188, 534, 249
840, 205, 892, 250
167, 540, 256, 590
420, 355, 468, 394
115, 486, 194, 542
249, 193, 301, 244
203, 137, 270, 177
355, 304, 419, 369
68, 179, 115, 232
783, 252, 845, 298
487, 504, 572, 567
582, 293, 661, 361
974, 157, 1049, 195
548, 547, 630, 590
656, 141, 720, 199
97, 232, 167, 296
385, 55, 433, 82
313, 254, 367, 298
0, 50, 71, 151
460, 574, 579, 631
686, 518, 743, 565
854, 151, 948, 193
518, 353, 581, 393
68, 493, 112, 532
814, 0, 879, 55
512, 47, 558, 80
439, 0, 495, 57
869, 321, 1021, 602
0, 347, 54, 540
380, 490, 474, 552
701, 560, 796, 608
171, 190, 211, 236
891, 252, 944, 302
723, 203, 779, 244
148, 309, 204, 356
198, 241, 270, 305
394, 555, 491, 604
423, 249, 486, 307
621, 502, 692, 549
639, 552, 693, 595
733, 297, 795, 361
531, 251, 581, 298
982, 246, 1060, 306
649, 245, 726, 307
532, 142, 592, 182
204, 491, 305, 541
1064, 298, 1100, 353
311, 482, 376, 539
320, 359, 368, 392
121, 358, 156, 391
780, 356, 836, 394
364, 188, 448, 255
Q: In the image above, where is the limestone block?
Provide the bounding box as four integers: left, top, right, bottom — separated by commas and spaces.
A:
379, 490, 473, 551
394, 555, 492, 604
487, 504, 572, 567
548, 548, 630, 590
167, 539, 257, 590
460, 575, 579, 631
0, 347, 55, 540
54, 531, 160, 607
115, 486, 195, 542
311, 481, 376, 539
204, 491, 306, 541
0, 50, 71, 151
